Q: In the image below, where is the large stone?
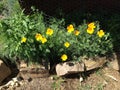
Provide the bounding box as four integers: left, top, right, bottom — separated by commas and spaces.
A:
84, 58, 106, 71
18, 67, 49, 80
56, 61, 85, 76
0, 60, 11, 84
56, 57, 106, 76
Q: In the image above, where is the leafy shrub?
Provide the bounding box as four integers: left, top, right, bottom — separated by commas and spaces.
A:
0, 12, 113, 66
66, 10, 120, 52
0, 0, 21, 16
0, 0, 6, 14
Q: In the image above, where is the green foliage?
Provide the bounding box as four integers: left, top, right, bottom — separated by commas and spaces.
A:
0, 11, 113, 63
0, 0, 21, 16
0, 0, 6, 14
72, 22, 113, 58
65, 10, 120, 51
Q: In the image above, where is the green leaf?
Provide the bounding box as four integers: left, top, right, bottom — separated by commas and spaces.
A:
45, 49, 50, 53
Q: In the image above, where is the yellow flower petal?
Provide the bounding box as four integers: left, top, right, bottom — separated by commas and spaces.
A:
61, 54, 68, 61
41, 37, 47, 44
88, 22, 96, 29
21, 37, 27, 43
87, 27, 94, 34
74, 30, 80, 36
64, 42, 70, 48
97, 30, 105, 38
67, 24, 74, 33
35, 33, 42, 41
46, 28, 54, 36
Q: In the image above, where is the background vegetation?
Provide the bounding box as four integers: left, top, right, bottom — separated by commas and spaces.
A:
0, 0, 21, 16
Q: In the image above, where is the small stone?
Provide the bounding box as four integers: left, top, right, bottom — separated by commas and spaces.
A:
50, 76, 54, 80
19, 81, 24, 86
12, 77, 18, 82
20, 61, 27, 68
15, 82, 19, 87
79, 77, 83, 82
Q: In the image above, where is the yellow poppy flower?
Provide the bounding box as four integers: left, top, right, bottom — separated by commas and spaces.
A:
41, 37, 47, 44
61, 54, 68, 61
87, 27, 94, 34
88, 22, 96, 29
21, 37, 27, 43
74, 30, 80, 36
46, 28, 54, 36
67, 24, 74, 33
97, 30, 105, 38
64, 42, 70, 48
35, 33, 42, 41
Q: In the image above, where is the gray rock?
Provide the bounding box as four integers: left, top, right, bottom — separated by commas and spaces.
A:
56, 58, 106, 76
56, 61, 85, 76
84, 58, 106, 71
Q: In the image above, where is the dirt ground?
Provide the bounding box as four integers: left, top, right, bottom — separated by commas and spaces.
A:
6, 66, 119, 90
1, 52, 120, 90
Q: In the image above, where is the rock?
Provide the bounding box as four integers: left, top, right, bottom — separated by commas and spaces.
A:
109, 60, 119, 71
18, 67, 49, 81
56, 61, 85, 76
84, 57, 106, 71
56, 57, 106, 76
0, 60, 11, 84
0, 77, 21, 90
19, 61, 27, 68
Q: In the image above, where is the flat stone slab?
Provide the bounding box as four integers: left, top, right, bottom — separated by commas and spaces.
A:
56, 57, 106, 76
56, 61, 85, 76
18, 67, 49, 80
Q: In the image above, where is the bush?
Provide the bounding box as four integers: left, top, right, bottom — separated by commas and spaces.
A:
0, 11, 113, 67
0, 0, 21, 16
65, 10, 120, 52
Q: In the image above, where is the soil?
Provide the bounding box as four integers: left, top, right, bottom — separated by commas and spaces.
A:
1, 66, 119, 90
1, 53, 120, 90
